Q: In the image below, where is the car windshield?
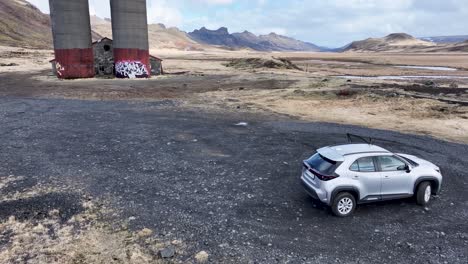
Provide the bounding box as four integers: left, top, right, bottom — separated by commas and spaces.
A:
397, 155, 419, 167
305, 153, 339, 175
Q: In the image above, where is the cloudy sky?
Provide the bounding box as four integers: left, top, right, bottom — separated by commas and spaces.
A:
27, 0, 468, 47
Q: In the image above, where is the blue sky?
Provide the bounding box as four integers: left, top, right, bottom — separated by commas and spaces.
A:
27, 0, 468, 47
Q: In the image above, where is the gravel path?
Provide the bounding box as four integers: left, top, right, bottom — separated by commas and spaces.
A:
0, 97, 467, 263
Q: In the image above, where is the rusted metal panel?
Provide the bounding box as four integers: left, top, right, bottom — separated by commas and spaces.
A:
54, 48, 94, 79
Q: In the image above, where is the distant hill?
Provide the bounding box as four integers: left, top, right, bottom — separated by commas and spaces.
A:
189, 27, 323, 52
90, 16, 205, 51
429, 40, 468, 53
343, 33, 436, 52
0, 0, 52, 48
421, 35, 468, 44
0, 0, 102, 49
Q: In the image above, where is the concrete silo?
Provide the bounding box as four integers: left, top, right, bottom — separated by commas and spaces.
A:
49, 0, 94, 79
110, 0, 150, 78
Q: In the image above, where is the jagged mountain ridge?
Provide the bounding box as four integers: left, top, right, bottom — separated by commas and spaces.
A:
189, 27, 322, 51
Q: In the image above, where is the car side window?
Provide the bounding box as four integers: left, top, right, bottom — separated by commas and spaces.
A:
378, 156, 406, 171
350, 157, 376, 172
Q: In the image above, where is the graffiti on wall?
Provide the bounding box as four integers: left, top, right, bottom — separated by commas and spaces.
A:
55, 62, 65, 77
115, 60, 149, 79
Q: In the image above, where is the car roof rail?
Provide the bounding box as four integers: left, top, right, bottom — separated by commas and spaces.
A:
347, 133, 373, 145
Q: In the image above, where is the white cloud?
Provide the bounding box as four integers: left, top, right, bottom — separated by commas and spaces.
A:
147, 0, 183, 26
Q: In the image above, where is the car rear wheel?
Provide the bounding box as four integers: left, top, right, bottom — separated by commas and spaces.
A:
416, 181, 432, 206
331, 192, 356, 217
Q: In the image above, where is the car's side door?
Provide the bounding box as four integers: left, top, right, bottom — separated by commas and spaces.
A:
376, 155, 413, 198
349, 156, 382, 201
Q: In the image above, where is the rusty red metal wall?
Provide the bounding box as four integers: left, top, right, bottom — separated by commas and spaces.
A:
52, 50, 95, 79
53, 48, 94, 79
113, 48, 150, 78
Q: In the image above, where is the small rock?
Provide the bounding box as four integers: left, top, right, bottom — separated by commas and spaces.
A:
137, 228, 153, 238
374, 229, 380, 233
235, 122, 248, 126
159, 246, 176, 258
195, 251, 209, 263
32, 224, 46, 234
171, 240, 182, 245
293, 89, 306, 96
425, 80, 436, 87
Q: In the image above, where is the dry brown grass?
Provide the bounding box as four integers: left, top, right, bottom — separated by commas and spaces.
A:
0, 176, 183, 264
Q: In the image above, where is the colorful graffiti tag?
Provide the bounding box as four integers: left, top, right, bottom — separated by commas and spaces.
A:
115, 60, 149, 79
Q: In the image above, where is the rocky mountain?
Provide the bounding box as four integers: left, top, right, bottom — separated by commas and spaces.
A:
189, 27, 322, 51
0, 0, 52, 48
421, 35, 468, 44
343, 33, 436, 52
189, 27, 241, 49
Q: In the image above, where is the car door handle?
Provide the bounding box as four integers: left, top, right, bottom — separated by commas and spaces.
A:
384, 176, 390, 180
353, 175, 359, 180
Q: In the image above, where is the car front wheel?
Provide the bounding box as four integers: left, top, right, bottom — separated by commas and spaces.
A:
331, 192, 356, 217
416, 181, 432, 205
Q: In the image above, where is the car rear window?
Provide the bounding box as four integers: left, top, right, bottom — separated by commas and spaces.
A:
305, 153, 340, 175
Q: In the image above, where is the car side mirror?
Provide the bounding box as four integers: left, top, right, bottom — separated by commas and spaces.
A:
398, 165, 411, 173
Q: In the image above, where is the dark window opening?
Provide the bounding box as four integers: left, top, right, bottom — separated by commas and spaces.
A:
305, 153, 340, 175
377, 156, 407, 172
103, 45, 111, 51
350, 157, 376, 172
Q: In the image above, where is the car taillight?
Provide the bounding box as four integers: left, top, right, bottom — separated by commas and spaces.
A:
315, 173, 340, 181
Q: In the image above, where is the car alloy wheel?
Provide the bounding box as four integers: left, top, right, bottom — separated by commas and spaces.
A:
338, 197, 353, 215
424, 185, 432, 203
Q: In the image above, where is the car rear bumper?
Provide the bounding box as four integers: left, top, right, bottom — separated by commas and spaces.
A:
301, 175, 329, 204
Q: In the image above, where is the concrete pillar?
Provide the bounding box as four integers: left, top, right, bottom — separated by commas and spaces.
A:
110, 0, 150, 78
49, 0, 94, 79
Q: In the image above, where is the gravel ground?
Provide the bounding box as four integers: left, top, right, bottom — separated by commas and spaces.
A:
0, 97, 467, 263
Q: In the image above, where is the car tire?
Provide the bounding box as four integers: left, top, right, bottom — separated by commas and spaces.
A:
331, 192, 356, 217
416, 181, 432, 206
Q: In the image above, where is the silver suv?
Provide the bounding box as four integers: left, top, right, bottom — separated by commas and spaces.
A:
301, 142, 443, 217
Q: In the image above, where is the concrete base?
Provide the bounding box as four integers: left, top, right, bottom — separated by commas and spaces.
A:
54, 48, 95, 79
114, 48, 150, 78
